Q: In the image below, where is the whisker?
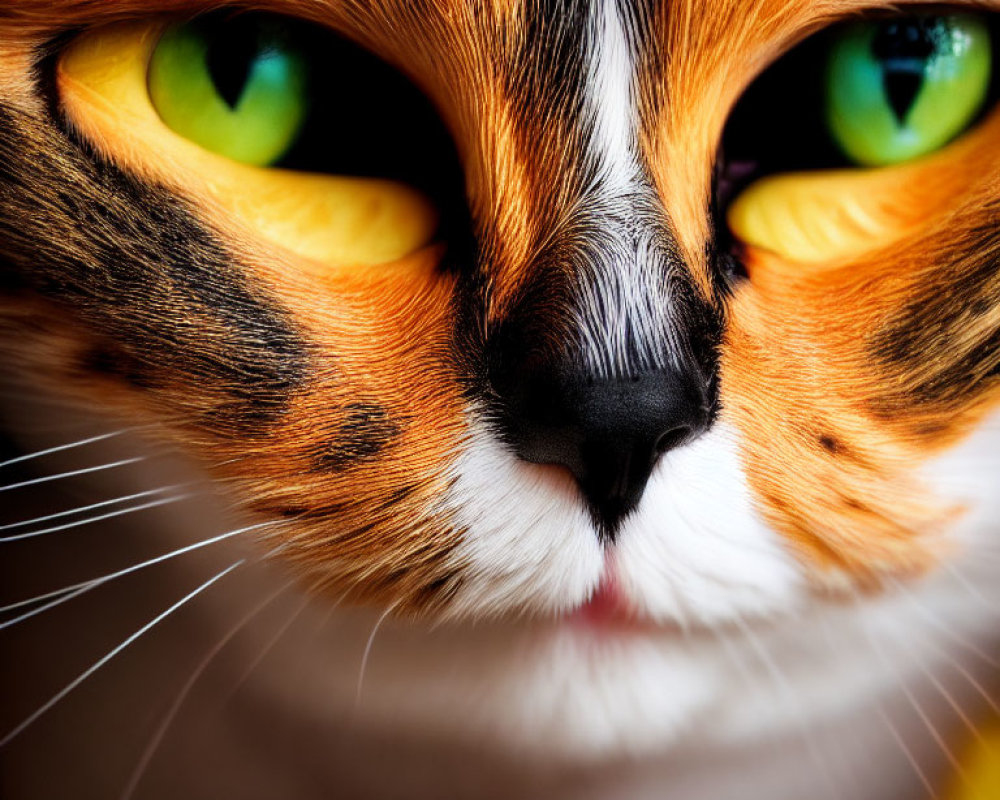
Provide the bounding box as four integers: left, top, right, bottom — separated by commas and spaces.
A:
941, 563, 1000, 614
0, 559, 244, 748
120, 581, 291, 800
0, 519, 281, 621
889, 628, 986, 750
811, 617, 867, 800
223, 593, 311, 702
0, 429, 133, 469
852, 591, 939, 799
0, 486, 184, 532
355, 603, 397, 708
888, 578, 999, 668
895, 670, 963, 778
0, 492, 191, 542
0, 582, 100, 629
902, 626, 1000, 716
0, 456, 147, 493
732, 615, 844, 800
874, 705, 936, 800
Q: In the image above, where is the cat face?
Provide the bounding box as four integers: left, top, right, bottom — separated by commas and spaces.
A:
2, 0, 999, 763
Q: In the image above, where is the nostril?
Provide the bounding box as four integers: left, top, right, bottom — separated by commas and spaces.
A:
654, 425, 692, 455
492, 362, 713, 537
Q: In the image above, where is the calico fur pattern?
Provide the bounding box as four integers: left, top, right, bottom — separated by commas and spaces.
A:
0, 0, 997, 596
0, 0, 999, 797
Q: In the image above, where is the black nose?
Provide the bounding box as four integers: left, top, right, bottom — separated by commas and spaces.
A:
496, 365, 711, 537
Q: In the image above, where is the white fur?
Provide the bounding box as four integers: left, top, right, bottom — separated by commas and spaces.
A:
615, 424, 804, 625
327, 408, 1000, 800
9, 398, 999, 799
564, 0, 689, 378
439, 423, 603, 619
584, 0, 640, 195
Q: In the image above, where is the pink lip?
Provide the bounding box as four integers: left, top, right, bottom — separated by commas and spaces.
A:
568, 566, 642, 629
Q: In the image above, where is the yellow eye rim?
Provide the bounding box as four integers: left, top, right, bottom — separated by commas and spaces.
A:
726, 120, 985, 267
58, 21, 440, 275
727, 166, 919, 265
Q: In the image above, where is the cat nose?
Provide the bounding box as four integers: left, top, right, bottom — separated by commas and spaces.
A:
497, 365, 711, 538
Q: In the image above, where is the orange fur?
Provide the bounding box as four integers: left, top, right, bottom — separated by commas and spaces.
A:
2, 0, 1000, 604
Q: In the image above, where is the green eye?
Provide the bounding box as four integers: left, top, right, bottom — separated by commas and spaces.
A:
148, 17, 308, 167
826, 16, 991, 167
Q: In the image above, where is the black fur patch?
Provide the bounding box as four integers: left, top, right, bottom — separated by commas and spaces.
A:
818, 434, 840, 454
319, 402, 401, 471
869, 223, 1000, 416
0, 103, 310, 432
81, 343, 160, 390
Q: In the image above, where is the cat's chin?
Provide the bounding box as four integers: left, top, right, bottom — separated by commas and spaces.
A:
324, 581, 809, 762
334, 612, 731, 759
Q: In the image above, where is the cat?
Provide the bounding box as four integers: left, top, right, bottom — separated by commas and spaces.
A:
1, 1, 999, 798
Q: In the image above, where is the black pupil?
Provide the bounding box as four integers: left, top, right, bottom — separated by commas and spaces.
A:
871, 18, 942, 124
205, 17, 275, 109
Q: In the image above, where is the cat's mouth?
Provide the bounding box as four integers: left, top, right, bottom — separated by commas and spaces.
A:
566, 574, 637, 628
564, 566, 662, 633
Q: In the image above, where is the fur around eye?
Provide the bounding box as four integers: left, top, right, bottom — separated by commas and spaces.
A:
58, 19, 440, 273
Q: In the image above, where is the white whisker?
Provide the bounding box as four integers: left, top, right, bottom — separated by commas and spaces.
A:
902, 626, 1000, 716
895, 671, 963, 777
887, 627, 983, 746
732, 615, 843, 800
356, 603, 397, 708
0, 520, 280, 620
0, 559, 244, 748
853, 590, 938, 799
0, 493, 191, 542
222, 592, 311, 703
888, 578, 999, 668
941, 563, 1000, 614
874, 705, 936, 800
0, 456, 147, 493
0, 582, 101, 629
0, 429, 133, 469
120, 581, 291, 800
0, 486, 183, 532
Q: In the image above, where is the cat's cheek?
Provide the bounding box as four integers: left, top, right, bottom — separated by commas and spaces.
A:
918, 405, 1000, 560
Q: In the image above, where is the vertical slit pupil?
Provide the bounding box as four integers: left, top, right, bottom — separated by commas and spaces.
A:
205, 19, 270, 109
872, 19, 940, 125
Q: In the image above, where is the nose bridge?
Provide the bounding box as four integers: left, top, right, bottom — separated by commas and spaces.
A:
472, 0, 711, 376
470, 0, 644, 317
492, 178, 707, 384
563, 191, 691, 379
460, 4, 723, 535
485, 189, 721, 536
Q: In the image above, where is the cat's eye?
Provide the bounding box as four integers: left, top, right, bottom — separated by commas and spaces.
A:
148, 17, 309, 167
720, 11, 999, 265
826, 16, 991, 166
57, 14, 470, 275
